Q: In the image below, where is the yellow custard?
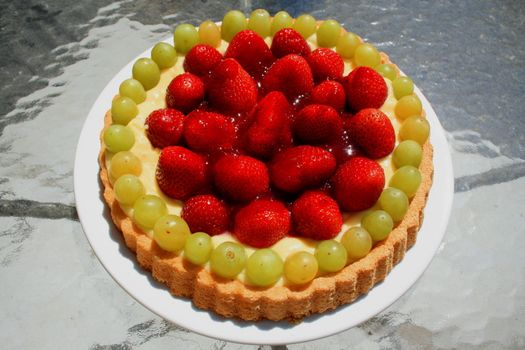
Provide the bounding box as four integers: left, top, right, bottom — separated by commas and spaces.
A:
105, 36, 401, 285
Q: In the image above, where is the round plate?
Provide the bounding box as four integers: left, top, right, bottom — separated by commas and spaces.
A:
74, 41, 454, 345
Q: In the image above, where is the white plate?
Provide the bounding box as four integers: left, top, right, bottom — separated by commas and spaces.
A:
74, 42, 454, 345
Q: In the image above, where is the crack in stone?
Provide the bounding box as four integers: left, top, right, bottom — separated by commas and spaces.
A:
455, 162, 525, 193
0, 199, 78, 220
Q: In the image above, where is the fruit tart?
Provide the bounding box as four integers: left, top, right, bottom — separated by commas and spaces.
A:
99, 9, 433, 322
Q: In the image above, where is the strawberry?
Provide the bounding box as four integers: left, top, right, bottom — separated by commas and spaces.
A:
234, 199, 290, 248
212, 154, 269, 202
270, 146, 337, 193
244, 91, 293, 158
224, 30, 275, 80
331, 156, 385, 212
311, 80, 346, 112
291, 190, 342, 240
306, 48, 344, 81
270, 28, 310, 58
344, 67, 387, 112
346, 108, 395, 159
207, 58, 258, 115
183, 110, 236, 154
144, 108, 185, 148
166, 73, 205, 114
181, 194, 229, 235
261, 54, 314, 103
183, 44, 223, 77
293, 104, 343, 144
156, 146, 209, 200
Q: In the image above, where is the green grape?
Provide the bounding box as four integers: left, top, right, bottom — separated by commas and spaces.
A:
173, 24, 199, 54
399, 116, 430, 145
270, 11, 293, 36
315, 240, 347, 273
375, 63, 397, 81
151, 42, 177, 69
393, 140, 423, 168
246, 249, 283, 287
393, 76, 414, 99
103, 125, 135, 153
354, 43, 381, 67
361, 210, 393, 241
395, 95, 422, 120
132, 58, 160, 90
336, 32, 361, 59
248, 9, 271, 37
341, 227, 372, 261
184, 232, 212, 265
111, 96, 138, 125
153, 215, 191, 252
110, 151, 142, 179
379, 188, 409, 222
317, 20, 341, 48
114, 174, 145, 205
210, 242, 246, 279
133, 195, 167, 229
389, 166, 422, 198
221, 10, 247, 42
292, 14, 317, 39
119, 78, 146, 104
199, 20, 221, 47
284, 251, 318, 285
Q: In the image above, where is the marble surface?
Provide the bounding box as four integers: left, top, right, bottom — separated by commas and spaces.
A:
0, 0, 524, 348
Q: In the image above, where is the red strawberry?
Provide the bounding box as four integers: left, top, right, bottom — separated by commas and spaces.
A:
270, 28, 311, 58
144, 108, 185, 148
183, 110, 236, 154
331, 157, 385, 212
183, 44, 223, 77
166, 73, 205, 114
293, 104, 343, 144
291, 190, 343, 240
261, 54, 314, 103
270, 146, 337, 193
181, 194, 229, 235
224, 30, 275, 80
344, 67, 387, 112
306, 48, 344, 81
213, 154, 269, 202
244, 91, 293, 158
156, 146, 209, 200
234, 199, 291, 248
346, 108, 395, 159
311, 80, 346, 112
207, 58, 258, 115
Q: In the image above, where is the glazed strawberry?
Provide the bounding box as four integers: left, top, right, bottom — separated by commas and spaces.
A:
244, 91, 293, 158
166, 73, 205, 114
293, 104, 343, 144
331, 156, 385, 212
291, 190, 342, 240
207, 58, 258, 115
261, 54, 314, 103
344, 67, 387, 112
346, 108, 395, 159
183, 44, 223, 77
224, 30, 275, 80
234, 199, 291, 248
183, 110, 236, 154
213, 154, 269, 202
181, 194, 229, 235
145, 108, 185, 148
306, 48, 344, 81
311, 80, 346, 112
270, 146, 337, 193
270, 28, 310, 58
